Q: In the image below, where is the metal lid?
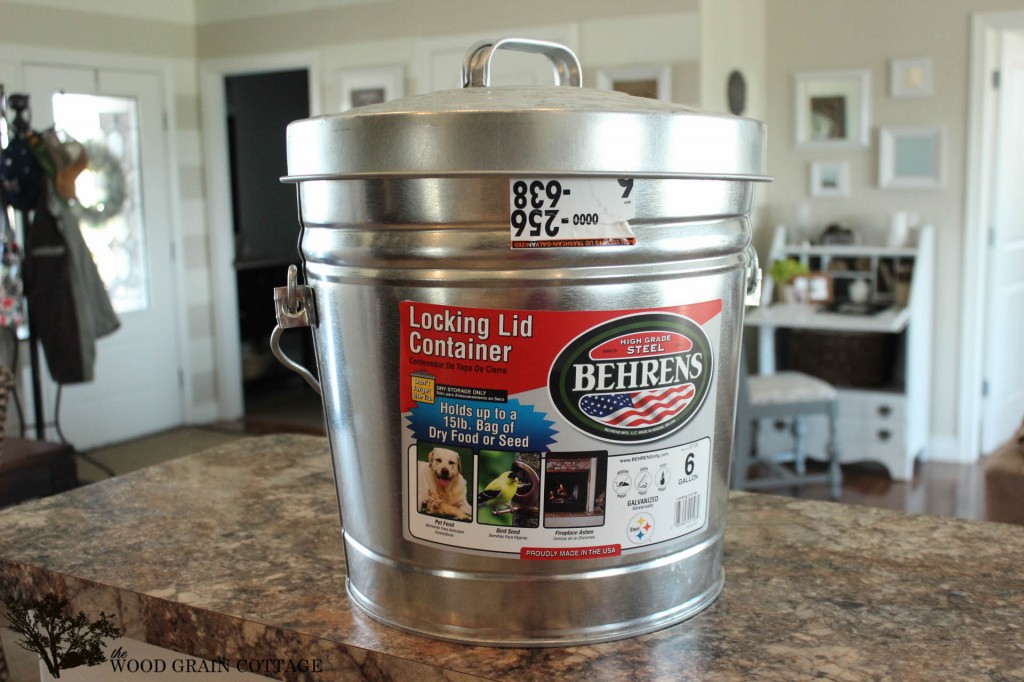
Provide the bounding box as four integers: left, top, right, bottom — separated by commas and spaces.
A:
284, 38, 768, 182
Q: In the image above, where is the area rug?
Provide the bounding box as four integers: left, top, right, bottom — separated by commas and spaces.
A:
76, 427, 248, 485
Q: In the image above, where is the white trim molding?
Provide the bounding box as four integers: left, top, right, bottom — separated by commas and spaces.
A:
960, 10, 1024, 461
199, 50, 322, 421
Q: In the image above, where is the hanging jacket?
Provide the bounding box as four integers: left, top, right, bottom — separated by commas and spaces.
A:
23, 184, 82, 382
48, 180, 120, 351
23, 182, 119, 384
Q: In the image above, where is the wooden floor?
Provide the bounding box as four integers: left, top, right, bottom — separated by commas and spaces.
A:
238, 381, 1000, 524
758, 458, 989, 522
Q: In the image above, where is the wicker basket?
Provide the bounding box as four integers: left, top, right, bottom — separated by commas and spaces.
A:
779, 329, 897, 388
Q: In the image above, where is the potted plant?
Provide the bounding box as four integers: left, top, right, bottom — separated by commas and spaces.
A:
769, 258, 810, 303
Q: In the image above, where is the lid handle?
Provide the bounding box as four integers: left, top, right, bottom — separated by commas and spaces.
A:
462, 38, 582, 88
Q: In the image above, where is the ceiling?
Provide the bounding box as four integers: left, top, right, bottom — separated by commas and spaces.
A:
0, 0, 391, 26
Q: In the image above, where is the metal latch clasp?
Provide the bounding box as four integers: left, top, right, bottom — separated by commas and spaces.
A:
270, 265, 322, 395
744, 244, 763, 307
274, 264, 317, 329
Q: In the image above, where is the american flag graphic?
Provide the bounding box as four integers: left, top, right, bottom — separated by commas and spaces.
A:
579, 383, 696, 428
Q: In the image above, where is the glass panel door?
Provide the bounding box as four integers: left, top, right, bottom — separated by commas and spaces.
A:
51, 93, 148, 314
24, 63, 183, 449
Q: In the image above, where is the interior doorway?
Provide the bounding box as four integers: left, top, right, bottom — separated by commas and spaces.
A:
962, 12, 1024, 460
223, 68, 322, 431
200, 53, 322, 430
980, 30, 1024, 454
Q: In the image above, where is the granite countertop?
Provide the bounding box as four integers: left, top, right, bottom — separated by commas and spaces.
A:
1, 434, 1022, 681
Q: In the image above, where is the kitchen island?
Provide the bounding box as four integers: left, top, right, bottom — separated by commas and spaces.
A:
1, 434, 1021, 681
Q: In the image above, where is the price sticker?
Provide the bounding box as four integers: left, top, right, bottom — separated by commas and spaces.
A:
508, 178, 637, 249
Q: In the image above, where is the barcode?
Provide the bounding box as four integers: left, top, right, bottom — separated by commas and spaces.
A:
675, 492, 700, 527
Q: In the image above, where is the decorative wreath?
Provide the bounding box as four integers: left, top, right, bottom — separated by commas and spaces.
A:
71, 142, 127, 225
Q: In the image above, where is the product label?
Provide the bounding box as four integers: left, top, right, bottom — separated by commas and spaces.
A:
549, 314, 714, 443
402, 301, 721, 559
509, 178, 637, 248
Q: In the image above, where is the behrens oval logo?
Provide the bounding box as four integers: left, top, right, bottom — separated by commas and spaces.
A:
548, 313, 714, 443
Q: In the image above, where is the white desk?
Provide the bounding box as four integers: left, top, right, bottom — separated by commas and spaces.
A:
745, 303, 910, 374
744, 225, 934, 481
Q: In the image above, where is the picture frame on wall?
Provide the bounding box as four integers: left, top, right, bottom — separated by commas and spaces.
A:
595, 65, 672, 101
338, 65, 405, 111
890, 58, 933, 98
793, 70, 870, 149
809, 160, 851, 198
879, 125, 944, 189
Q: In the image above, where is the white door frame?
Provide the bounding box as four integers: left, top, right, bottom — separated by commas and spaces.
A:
960, 10, 1024, 460
0, 43, 192, 427
200, 51, 321, 420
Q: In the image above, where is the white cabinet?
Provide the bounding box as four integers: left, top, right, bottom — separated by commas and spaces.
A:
745, 226, 934, 481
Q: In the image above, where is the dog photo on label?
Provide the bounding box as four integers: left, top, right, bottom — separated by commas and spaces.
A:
417, 445, 473, 521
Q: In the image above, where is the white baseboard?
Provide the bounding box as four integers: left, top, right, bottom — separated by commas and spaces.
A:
927, 434, 974, 463
186, 400, 221, 426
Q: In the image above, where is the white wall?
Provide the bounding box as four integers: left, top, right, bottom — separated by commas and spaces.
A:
194, 1, 702, 108
700, 0, 769, 226
311, 13, 700, 109
0, 2, 222, 425
700, 0, 767, 120
9, 0, 1018, 459
760, 0, 1024, 460
195, 2, 706, 421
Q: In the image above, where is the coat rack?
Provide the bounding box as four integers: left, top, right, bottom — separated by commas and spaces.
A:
1, 88, 50, 440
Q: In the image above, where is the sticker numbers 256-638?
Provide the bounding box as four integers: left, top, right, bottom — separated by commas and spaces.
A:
509, 178, 637, 249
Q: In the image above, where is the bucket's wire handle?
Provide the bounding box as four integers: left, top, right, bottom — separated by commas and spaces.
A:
462, 38, 582, 88
271, 265, 322, 395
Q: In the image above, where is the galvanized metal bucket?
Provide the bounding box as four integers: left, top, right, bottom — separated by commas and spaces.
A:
274, 38, 767, 646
